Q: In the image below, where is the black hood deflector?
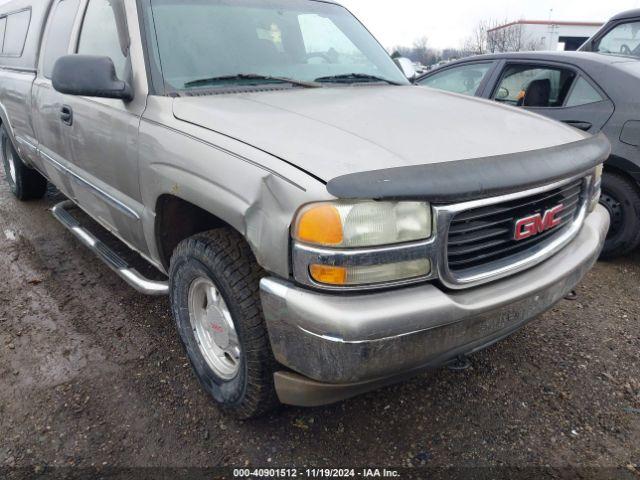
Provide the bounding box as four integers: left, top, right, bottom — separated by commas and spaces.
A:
326, 134, 610, 203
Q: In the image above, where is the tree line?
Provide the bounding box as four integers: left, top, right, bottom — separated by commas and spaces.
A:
391, 19, 541, 67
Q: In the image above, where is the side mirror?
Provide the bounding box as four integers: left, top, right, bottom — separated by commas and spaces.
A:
52, 55, 133, 101
394, 57, 417, 80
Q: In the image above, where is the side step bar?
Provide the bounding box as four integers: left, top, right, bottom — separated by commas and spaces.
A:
52, 200, 169, 296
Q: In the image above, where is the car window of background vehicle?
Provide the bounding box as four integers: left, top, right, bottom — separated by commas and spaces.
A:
596, 21, 640, 57
494, 65, 576, 108
77, 0, 127, 79
418, 63, 493, 96
566, 77, 604, 107
147, 0, 408, 90
42, 0, 80, 78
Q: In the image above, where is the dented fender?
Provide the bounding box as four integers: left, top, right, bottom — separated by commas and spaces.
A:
137, 96, 332, 278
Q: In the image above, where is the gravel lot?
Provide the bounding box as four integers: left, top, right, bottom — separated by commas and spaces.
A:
0, 181, 639, 474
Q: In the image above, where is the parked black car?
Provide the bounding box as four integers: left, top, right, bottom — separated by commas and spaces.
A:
579, 9, 640, 58
417, 51, 640, 257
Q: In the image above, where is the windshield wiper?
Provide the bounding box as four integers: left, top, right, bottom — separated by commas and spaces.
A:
314, 73, 402, 85
183, 74, 322, 89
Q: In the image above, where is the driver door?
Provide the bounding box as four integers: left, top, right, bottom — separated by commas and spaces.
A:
61, 0, 149, 253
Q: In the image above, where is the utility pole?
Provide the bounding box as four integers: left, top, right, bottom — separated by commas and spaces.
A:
548, 8, 556, 50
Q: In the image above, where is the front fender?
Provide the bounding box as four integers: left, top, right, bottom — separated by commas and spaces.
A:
137, 113, 331, 278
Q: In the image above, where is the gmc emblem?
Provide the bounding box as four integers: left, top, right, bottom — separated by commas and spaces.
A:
514, 204, 564, 241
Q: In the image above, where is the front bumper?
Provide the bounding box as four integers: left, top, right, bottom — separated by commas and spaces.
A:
260, 205, 610, 406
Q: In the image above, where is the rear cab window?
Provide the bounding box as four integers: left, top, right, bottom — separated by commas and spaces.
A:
418, 63, 494, 96
0, 9, 31, 57
0, 18, 6, 53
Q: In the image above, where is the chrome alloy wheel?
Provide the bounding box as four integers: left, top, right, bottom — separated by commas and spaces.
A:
188, 277, 241, 380
4, 140, 16, 185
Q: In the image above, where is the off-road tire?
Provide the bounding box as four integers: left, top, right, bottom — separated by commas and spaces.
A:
600, 171, 640, 258
169, 228, 280, 418
1, 126, 47, 200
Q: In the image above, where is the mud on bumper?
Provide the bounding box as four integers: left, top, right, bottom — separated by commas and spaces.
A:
260, 205, 610, 406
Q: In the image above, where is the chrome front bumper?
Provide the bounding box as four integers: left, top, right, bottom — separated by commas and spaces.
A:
260, 205, 610, 405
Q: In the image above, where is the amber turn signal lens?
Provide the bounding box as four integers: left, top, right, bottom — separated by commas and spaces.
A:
295, 204, 343, 246
309, 264, 347, 285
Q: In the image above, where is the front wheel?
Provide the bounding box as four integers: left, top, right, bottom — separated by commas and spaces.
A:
599, 172, 640, 258
1, 126, 47, 200
169, 228, 280, 418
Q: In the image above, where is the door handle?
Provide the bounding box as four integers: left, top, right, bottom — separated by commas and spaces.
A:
563, 120, 592, 132
60, 105, 73, 126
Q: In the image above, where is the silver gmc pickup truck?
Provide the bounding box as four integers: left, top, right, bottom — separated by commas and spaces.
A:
0, 0, 610, 418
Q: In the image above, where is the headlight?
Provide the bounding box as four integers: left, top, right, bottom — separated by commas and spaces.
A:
293, 201, 431, 248
292, 201, 433, 288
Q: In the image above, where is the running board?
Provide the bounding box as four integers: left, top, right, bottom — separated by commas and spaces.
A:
52, 200, 169, 296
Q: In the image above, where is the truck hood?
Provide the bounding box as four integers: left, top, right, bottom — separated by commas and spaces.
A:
172, 86, 587, 182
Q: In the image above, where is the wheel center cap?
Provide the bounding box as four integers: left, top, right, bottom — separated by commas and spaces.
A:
207, 307, 230, 349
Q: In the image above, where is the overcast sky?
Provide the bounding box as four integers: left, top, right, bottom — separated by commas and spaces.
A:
340, 0, 640, 49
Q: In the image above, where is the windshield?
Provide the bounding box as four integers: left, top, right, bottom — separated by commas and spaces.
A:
146, 0, 409, 92
595, 21, 640, 57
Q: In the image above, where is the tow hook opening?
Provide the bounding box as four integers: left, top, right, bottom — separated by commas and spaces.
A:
447, 355, 472, 372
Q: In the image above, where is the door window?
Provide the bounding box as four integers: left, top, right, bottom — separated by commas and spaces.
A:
418, 63, 493, 96
0, 18, 6, 53
42, 0, 81, 78
566, 77, 604, 107
2, 9, 31, 56
596, 21, 640, 57
77, 0, 127, 78
494, 65, 576, 108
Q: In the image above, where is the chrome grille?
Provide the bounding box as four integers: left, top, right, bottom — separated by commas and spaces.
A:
447, 178, 585, 273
